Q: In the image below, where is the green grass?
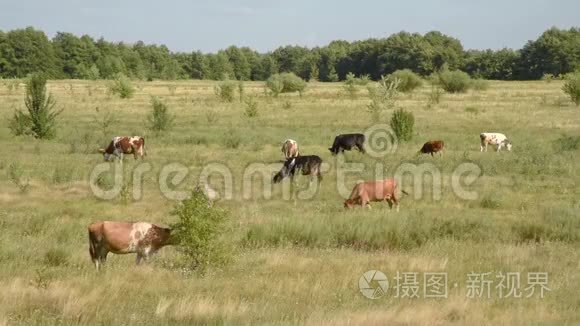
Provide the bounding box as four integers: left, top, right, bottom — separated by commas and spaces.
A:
0, 79, 578, 324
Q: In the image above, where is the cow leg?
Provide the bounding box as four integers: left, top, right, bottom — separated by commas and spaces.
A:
391, 195, 400, 212
356, 143, 365, 153
97, 250, 108, 270
136, 253, 143, 265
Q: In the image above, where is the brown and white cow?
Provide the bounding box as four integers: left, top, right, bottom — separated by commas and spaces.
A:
281, 139, 299, 159
98, 136, 146, 161
344, 178, 408, 211
419, 140, 445, 156
88, 221, 172, 270
480, 133, 512, 152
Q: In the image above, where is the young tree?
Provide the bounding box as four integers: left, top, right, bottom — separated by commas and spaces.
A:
11, 73, 62, 139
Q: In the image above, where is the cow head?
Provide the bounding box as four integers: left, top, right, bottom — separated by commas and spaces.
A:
98, 148, 112, 161
504, 140, 513, 151
273, 158, 296, 183
328, 147, 337, 155
344, 199, 355, 209
156, 226, 176, 246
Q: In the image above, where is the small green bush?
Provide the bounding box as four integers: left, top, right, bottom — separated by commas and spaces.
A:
44, 248, 69, 267
8, 109, 31, 136
266, 73, 307, 96
390, 108, 414, 142
436, 70, 472, 93
553, 134, 580, 151
541, 73, 555, 83
9, 74, 62, 139
388, 69, 423, 92
562, 72, 580, 106
108, 73, 135, 99
170, 190, 232, 271
222, 128, 242, 149
148, 96, 174, 134
367, 76, 400, 119
8, 162, 30, 193
343, 72, 359, 99
214, 79, 237, 102
243, 96, 259, 118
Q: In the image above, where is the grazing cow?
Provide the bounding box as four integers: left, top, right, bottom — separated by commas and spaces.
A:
281, 139, 299, 159
480, 133, 512, 152
344, 178, 408, 211
329, 133, 365, 155
98, 136, 146, 161
419, 140, 445, 156
88, 221, 172, 270
273, 155, 323, 183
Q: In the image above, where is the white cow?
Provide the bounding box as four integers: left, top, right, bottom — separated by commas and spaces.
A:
480, 132, 512, 152
281, 139, 299, 159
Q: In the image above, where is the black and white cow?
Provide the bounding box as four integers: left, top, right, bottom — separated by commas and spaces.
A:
273, 155, 323, 183
328, 133, 365, 155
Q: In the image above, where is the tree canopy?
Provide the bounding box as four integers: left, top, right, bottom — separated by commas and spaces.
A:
0, 26, 578, 81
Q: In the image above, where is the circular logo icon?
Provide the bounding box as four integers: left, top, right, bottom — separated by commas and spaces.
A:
359, 270, 389, 299
364, 124, 398, 158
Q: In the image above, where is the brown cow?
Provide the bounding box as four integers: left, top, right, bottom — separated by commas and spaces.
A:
98, 136, 146, 161
344, 178, 408, 211
419, 140, 444, 156
88, 221, 172, 270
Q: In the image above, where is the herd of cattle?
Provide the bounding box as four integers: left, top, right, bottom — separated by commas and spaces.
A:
89, 131, 513, 270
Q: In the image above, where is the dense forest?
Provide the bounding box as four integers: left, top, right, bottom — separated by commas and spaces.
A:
0, 26, 578, 81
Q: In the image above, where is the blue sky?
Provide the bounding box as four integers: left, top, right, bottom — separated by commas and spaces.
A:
0, 0, 578, 52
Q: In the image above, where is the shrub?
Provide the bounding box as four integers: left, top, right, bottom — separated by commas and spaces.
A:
541, 73, 555, 83
170, 190, 231, 271
390, 108, 414, 142
9, 74, 62, 139
243, 96, 258, 118
343, 72, 359, 99
108, 73, 135, 99
562, 72, 580, 106
222, 128, 242, 149
44, 248, 69, 267
553, 134, 580, 152
436, 70, 472, 93
214, 79, 236, 102
367, 76, 400, 118
8, 162, 30, 193
471, 78, 490, 91
428, 84, 444, 105
388, 69, 423, 92
266, 73, 307, 96
148, 96, 174, 134
8, 109, 31, 136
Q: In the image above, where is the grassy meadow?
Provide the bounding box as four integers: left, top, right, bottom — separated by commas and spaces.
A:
0, 79, 578, 325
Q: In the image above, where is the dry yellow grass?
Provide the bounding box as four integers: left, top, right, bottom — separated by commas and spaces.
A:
0, 79, 578, 325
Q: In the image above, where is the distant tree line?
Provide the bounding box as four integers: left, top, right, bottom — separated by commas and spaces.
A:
0, 26, 578, 81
